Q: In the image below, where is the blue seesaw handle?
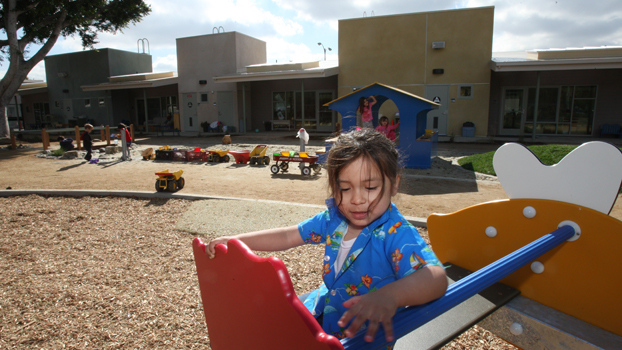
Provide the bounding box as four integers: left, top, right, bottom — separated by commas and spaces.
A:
342, 225, 576, 350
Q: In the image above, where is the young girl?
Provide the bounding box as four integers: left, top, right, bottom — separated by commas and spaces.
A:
81, 124, 93, 161
375, 115, 400, 142
206, 129, 446, 347
357, 95, 377, 129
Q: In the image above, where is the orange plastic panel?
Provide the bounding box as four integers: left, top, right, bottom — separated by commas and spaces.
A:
428, 199, 622, 336
192, 238, 344, 350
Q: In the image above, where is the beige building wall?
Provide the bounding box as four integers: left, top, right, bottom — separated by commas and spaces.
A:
338, 7, 494, 137
176, 32, 266, 131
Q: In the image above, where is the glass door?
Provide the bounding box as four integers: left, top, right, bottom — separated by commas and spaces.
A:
295, 91, 316, 130
317, 91, 335, 132
501, 88, 525, 135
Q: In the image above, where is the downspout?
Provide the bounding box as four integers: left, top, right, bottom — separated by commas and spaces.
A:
143, 89, 149, 132
242, 83, 246, 133
531, 71, 541, 140
301, 79, 305, 127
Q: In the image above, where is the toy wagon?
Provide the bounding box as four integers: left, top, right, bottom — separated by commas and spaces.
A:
271, 151, 321, 176
155, 169, 185, 192
207, 149, 230, 163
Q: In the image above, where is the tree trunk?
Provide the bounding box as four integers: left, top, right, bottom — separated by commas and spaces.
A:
0, 101, 8, 138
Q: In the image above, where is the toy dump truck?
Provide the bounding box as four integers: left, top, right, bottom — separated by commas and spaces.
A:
249, 144, 270, 165
155, 169, 185, 192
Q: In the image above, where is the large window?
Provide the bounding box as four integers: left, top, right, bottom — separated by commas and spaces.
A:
501, 85, 597, 136
272, 91, 334, 131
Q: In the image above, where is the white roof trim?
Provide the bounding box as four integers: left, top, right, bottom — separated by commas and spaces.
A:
490, 56, 622, 72
213, 66, 339, 83
81, 76, 178, 91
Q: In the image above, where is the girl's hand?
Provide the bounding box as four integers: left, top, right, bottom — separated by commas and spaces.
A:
206, 236, 233, 259
338, 290, 398, 343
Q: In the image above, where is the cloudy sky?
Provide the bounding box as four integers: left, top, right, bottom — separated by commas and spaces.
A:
15, 0, 622, 81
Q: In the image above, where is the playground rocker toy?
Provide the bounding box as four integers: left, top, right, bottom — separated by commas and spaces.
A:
192, 141, 622, 349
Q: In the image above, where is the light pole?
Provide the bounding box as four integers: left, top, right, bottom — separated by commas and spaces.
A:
317, 42, 332, 61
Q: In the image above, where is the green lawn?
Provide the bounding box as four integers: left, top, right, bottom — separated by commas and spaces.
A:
457, 144, 581, 176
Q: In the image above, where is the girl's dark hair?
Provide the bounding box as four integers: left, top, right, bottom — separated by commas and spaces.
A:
327, 128, 400, 212
379, 115, 389, 124
117, 123, 127, 131
357, 96, 367, 113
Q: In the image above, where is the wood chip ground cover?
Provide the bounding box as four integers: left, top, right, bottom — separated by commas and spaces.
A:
0, 195, 517, 349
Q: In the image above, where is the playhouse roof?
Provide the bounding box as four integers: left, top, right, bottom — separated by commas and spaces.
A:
322, 82, 439, 107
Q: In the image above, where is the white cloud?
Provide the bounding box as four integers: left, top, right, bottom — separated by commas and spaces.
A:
153, 54, 178, 73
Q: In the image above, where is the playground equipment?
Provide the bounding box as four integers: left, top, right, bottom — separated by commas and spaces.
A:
249, 144, 270, 165
154, 169, 185, 192
192, 141, 622, 349
207, 149, 230, 163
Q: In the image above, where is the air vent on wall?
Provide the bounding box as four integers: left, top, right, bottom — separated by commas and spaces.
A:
432, 41, 445, 49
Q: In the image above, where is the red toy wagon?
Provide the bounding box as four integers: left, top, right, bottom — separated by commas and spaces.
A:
271, 152, 321, 176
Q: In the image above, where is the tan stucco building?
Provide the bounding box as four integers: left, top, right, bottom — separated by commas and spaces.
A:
338, 7, 494, 137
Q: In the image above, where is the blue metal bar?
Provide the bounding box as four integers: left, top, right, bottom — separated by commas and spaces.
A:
342, 225, 576, 350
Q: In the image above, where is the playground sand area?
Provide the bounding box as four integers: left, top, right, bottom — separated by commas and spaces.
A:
0, 195, 517, 349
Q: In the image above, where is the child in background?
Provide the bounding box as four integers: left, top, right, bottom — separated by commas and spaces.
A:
206, 128, 447, 347
117, 123, 132, 147
57, 136, 75, 151
375, 115, 400, 142
82, 124, 93, 161
357, 95, 377, 129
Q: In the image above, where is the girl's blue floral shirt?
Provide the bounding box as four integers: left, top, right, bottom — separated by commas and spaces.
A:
298, 198, 443, 347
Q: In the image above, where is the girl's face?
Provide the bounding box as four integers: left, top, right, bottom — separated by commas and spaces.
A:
364, 100, 369, 107
336, 156, 398, 233
381, 119, 388, 126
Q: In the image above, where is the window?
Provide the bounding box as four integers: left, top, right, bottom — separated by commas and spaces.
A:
458, 85, 473, 99
201, 94, 208, 102
99, 98, 105, 107
54, 100, 60, 108
501, 85, 597, 136
85, 99, 91, 107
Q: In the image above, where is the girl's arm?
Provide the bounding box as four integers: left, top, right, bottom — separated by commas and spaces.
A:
368, 95, 377, 106
388, 122, 400, 131
338, 264, 447, 342
206, 225, 304, 258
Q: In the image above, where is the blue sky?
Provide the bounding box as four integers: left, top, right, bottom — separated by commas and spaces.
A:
13, 0, 622, 81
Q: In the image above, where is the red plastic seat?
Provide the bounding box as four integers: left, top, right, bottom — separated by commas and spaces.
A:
192, 238, 344, 350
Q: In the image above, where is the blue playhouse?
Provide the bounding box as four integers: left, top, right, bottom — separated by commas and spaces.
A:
324, 82, 440, 168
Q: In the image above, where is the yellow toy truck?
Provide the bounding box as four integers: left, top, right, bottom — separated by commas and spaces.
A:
249, 144, 270, 165
155, 169, 185, 192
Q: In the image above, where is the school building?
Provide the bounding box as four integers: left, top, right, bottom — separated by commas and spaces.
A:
14, 6, 622, 139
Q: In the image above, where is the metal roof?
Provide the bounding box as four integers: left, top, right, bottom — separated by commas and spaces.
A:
213, 60, 339, 83
491, 47, 622, 72
81, 72, 178, 91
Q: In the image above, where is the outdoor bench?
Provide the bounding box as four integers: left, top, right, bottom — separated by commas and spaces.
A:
155, 125, 180, 136
600, 123, 622, 138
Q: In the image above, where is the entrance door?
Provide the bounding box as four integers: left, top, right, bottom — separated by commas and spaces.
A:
500, 88, 525, 135
317, 91, 335, 132
182, 93, 198, 132
424, 85, 449, 135
217, 91, 235, 130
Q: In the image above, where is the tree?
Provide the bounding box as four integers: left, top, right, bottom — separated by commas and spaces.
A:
0, 0, 151, 137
